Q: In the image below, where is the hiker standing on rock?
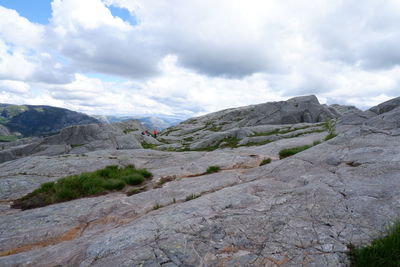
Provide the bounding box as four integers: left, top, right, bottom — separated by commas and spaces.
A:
153, 129, 157, 138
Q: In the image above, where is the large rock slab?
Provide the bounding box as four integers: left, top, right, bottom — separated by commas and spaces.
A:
0, 96, 400, 266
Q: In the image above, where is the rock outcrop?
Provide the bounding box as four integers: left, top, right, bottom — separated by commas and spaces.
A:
0, 96, 399, 266
155, 95, 361, 151
0, 120, 158, 163
183, 95, 339, 130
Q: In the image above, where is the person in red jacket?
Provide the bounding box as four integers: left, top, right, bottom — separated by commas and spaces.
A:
153, 129, 157, 138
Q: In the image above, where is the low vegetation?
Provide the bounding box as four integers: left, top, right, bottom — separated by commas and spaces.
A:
12, 165, 153, 210
185, 194, 200, 201
70, 144, 83, 148
0, 135, 18, 142
279, 144, 313, 159
206, 165, 221, 174
142, 142, 158, 149
123, 128, 137, 134
153, 203, 162, 210
259, 158, 272, 166
348, 221, 400, 266
126, 186, 147, 196
154, 175, 176, 188
324, 120, 338, 141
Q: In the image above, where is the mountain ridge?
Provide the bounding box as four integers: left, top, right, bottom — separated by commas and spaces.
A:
0, 103, 99, 137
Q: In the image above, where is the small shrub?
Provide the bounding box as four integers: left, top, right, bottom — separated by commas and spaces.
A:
259, 158, 272, 166
279, 144, 313, 159
206, 166, 221, 174
185, 194, 200, 201
348, 221, 400, 266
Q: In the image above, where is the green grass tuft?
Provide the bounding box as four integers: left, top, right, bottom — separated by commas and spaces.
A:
206, 165, 221, 174
259, 158, 272, 166
12, 165, 152, 210
324, 132, 338, 141
0, 135, 18, 142
313, 140, 322, 146
123, 128, 137, 134
142, 143, 158, 149
279, 144, 313, 159
185, 194, 200, 201
348, 221, 400, 267
153, 203, 162, 210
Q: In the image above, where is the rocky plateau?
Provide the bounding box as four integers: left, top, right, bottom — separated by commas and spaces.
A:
0, 95, 399, 266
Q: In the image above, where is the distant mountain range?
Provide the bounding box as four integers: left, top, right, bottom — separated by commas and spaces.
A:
92, 115, 183, 130
0, 104, 99, 137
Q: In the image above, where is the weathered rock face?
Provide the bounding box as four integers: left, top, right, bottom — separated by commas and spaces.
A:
0, 120, 157, 163
158, 95, 355, 151
182, 95, 338, 130
369, 96, 400, 115
0, 96, 399, 266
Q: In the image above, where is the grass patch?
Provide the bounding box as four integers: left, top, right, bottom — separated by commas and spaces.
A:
324, 120, 338, 141
206, 165, 221, 174
313, 140, 321, 146
220, 136, 240, 148
0, 135, 18, 142
241, 140, 271, 147
259, 158, 272, 166
142, 143, 158, 149
324, 132, 338, 141
348, 221, 400, 266
185, 194, 200, 201
279, 144, 313, 159
123, 128, 137, 134
12, 165, 153, 210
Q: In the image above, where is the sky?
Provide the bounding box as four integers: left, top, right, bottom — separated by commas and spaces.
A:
0, 0, 399, 118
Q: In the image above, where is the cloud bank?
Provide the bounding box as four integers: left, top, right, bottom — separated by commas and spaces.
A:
0, 0, 399, 117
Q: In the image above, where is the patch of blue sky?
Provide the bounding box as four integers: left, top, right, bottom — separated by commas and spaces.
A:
0, 0, 52, 25
85, 73, 127, 83
108, 5, 137, 25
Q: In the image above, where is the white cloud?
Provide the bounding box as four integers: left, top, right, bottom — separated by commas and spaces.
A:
0, 80, 30, 94
0, 0, 399, 117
